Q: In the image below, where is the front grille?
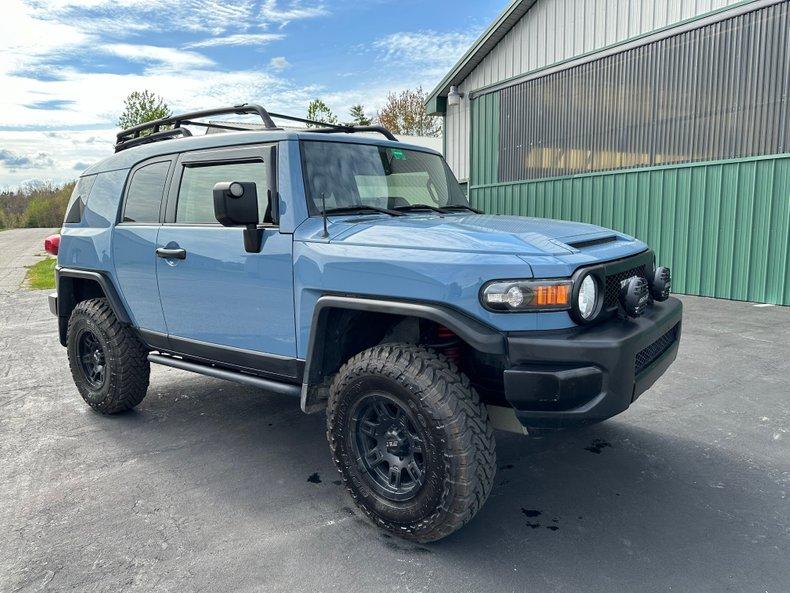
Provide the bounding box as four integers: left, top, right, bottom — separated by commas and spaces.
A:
605, 264, 648, 308
635, 324, 679, 375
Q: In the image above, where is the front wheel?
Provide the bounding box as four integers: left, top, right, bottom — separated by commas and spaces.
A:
327, 344, 496, 543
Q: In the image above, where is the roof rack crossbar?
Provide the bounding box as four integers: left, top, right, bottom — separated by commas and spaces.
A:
309, 125, 399, 142
115, 103, 277, 152
267, 112, 398, 142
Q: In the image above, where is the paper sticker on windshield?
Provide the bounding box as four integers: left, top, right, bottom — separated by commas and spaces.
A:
391, 149, 405, 160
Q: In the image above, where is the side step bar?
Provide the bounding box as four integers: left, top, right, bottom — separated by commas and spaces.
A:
148, 353, 301, 398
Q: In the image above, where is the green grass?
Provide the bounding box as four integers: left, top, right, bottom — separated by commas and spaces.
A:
26, 257, 56, 290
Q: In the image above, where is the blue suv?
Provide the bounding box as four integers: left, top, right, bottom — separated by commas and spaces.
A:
48, 104, 682, 542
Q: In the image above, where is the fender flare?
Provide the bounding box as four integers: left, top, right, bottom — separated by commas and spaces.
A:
300, 295, 505, 413
56, 267, 132, 345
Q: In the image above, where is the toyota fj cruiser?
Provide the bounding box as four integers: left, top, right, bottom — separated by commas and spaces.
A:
46, 104, 682, 542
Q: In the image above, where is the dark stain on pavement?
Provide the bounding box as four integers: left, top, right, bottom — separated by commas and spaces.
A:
522, 509, 562, 531
585, 439, 612, 454
307, 473, 322, 483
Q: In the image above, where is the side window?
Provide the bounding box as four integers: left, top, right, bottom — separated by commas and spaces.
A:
123, 161, 170, 223
176, 161, 269, 224
64, 175, 96, 224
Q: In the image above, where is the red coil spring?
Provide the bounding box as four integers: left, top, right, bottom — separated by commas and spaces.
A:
436, 325, 462, 366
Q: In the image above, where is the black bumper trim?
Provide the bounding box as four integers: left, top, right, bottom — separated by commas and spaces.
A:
504, 297, 683, 429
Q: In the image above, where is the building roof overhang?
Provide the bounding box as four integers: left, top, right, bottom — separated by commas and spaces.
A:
425, 0, 538, 115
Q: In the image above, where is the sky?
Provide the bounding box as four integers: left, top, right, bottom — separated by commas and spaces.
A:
0, 0, 504, 190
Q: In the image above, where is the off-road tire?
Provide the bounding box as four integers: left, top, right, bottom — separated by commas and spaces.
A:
327, 344, 496, 543
67, 298, 150, 414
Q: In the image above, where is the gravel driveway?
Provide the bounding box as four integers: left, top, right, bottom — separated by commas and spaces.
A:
1, 228, 788, 593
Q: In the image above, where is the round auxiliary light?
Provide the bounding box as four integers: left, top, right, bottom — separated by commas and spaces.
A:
620, 276, 649, 317
650, 266, 671, 301
577, 275, 598, 320
229, 182, 245, 198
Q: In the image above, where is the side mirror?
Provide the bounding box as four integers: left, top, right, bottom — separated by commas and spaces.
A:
213, 181, 262, 253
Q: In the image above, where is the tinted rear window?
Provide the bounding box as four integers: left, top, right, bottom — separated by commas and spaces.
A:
123, 161, 170, 223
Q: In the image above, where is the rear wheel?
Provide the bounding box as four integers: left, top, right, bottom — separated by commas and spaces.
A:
67, 298, 150, 414
327, 344, 496, 543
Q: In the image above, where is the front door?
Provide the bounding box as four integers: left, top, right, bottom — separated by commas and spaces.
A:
156, 144, 298, 380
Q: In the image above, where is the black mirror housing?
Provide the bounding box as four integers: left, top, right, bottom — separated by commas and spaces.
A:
213, 181, 259, 226
213, 181, 263, 253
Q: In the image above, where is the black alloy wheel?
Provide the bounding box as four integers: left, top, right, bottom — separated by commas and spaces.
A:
77, 329, 106, 388
350, 393, 426, 502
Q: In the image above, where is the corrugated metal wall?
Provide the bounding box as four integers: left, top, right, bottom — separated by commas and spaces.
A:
497, 2, 790, 182
446, 0, 747, 181
470, 155, 790, 305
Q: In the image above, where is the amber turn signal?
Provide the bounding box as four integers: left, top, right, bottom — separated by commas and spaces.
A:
534, 284, 570, 306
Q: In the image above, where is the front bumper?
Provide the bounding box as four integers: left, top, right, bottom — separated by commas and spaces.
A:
48, 293, 58, 316
504, 297, 683, 429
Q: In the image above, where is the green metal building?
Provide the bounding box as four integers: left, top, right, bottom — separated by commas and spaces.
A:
428, 0, 789, 305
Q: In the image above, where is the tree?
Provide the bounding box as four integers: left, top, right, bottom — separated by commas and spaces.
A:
306, 99, 338, 127
347, 104, 371, 126
24, 182, 74, 228
375, 87, 441, 137
0, 181, 75, 229
117, 90, 171, 131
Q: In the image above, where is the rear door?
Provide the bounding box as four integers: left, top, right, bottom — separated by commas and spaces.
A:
155, 144, 298, 380
112, 157, 174, 336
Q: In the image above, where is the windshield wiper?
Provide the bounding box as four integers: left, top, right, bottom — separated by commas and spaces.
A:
393, 204, 447, 214
324, 205, 404, 217
439, 205, 483, 214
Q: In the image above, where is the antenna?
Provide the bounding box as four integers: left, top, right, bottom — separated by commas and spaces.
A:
321, 193, 329, 238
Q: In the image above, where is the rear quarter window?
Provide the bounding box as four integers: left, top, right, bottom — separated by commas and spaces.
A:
64, 175, 96, 224
123, 161, 171, 223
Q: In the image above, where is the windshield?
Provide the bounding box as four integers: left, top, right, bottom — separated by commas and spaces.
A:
301, 140, 469, 214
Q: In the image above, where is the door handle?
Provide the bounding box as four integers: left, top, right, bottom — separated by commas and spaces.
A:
155, 247, 187, 260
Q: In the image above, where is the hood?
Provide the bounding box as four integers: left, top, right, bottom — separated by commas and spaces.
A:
327, 213, 634, 256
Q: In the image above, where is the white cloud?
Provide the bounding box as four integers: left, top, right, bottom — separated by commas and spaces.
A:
0, 148, 55, 171
26, 0, 261, 35
100, 44, 215, 70
259, 0, 328, 27
1, 0, 89, 74
269, 56, 290, 70
186, 33, 285, 48
0, 129, 113, 189
373, 30, 477, 76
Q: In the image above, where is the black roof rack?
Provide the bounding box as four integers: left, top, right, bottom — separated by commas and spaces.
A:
114, 103, 398, 152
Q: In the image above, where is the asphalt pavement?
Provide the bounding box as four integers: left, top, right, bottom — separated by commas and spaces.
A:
1, 228, 788, 593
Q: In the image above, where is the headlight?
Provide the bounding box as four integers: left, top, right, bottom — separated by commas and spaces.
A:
577, 275, 598, 319
481, 279, 572, 312
569, 272, 603, 324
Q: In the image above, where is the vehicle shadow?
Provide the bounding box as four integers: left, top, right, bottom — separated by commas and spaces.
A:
95, 368, 786, 592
